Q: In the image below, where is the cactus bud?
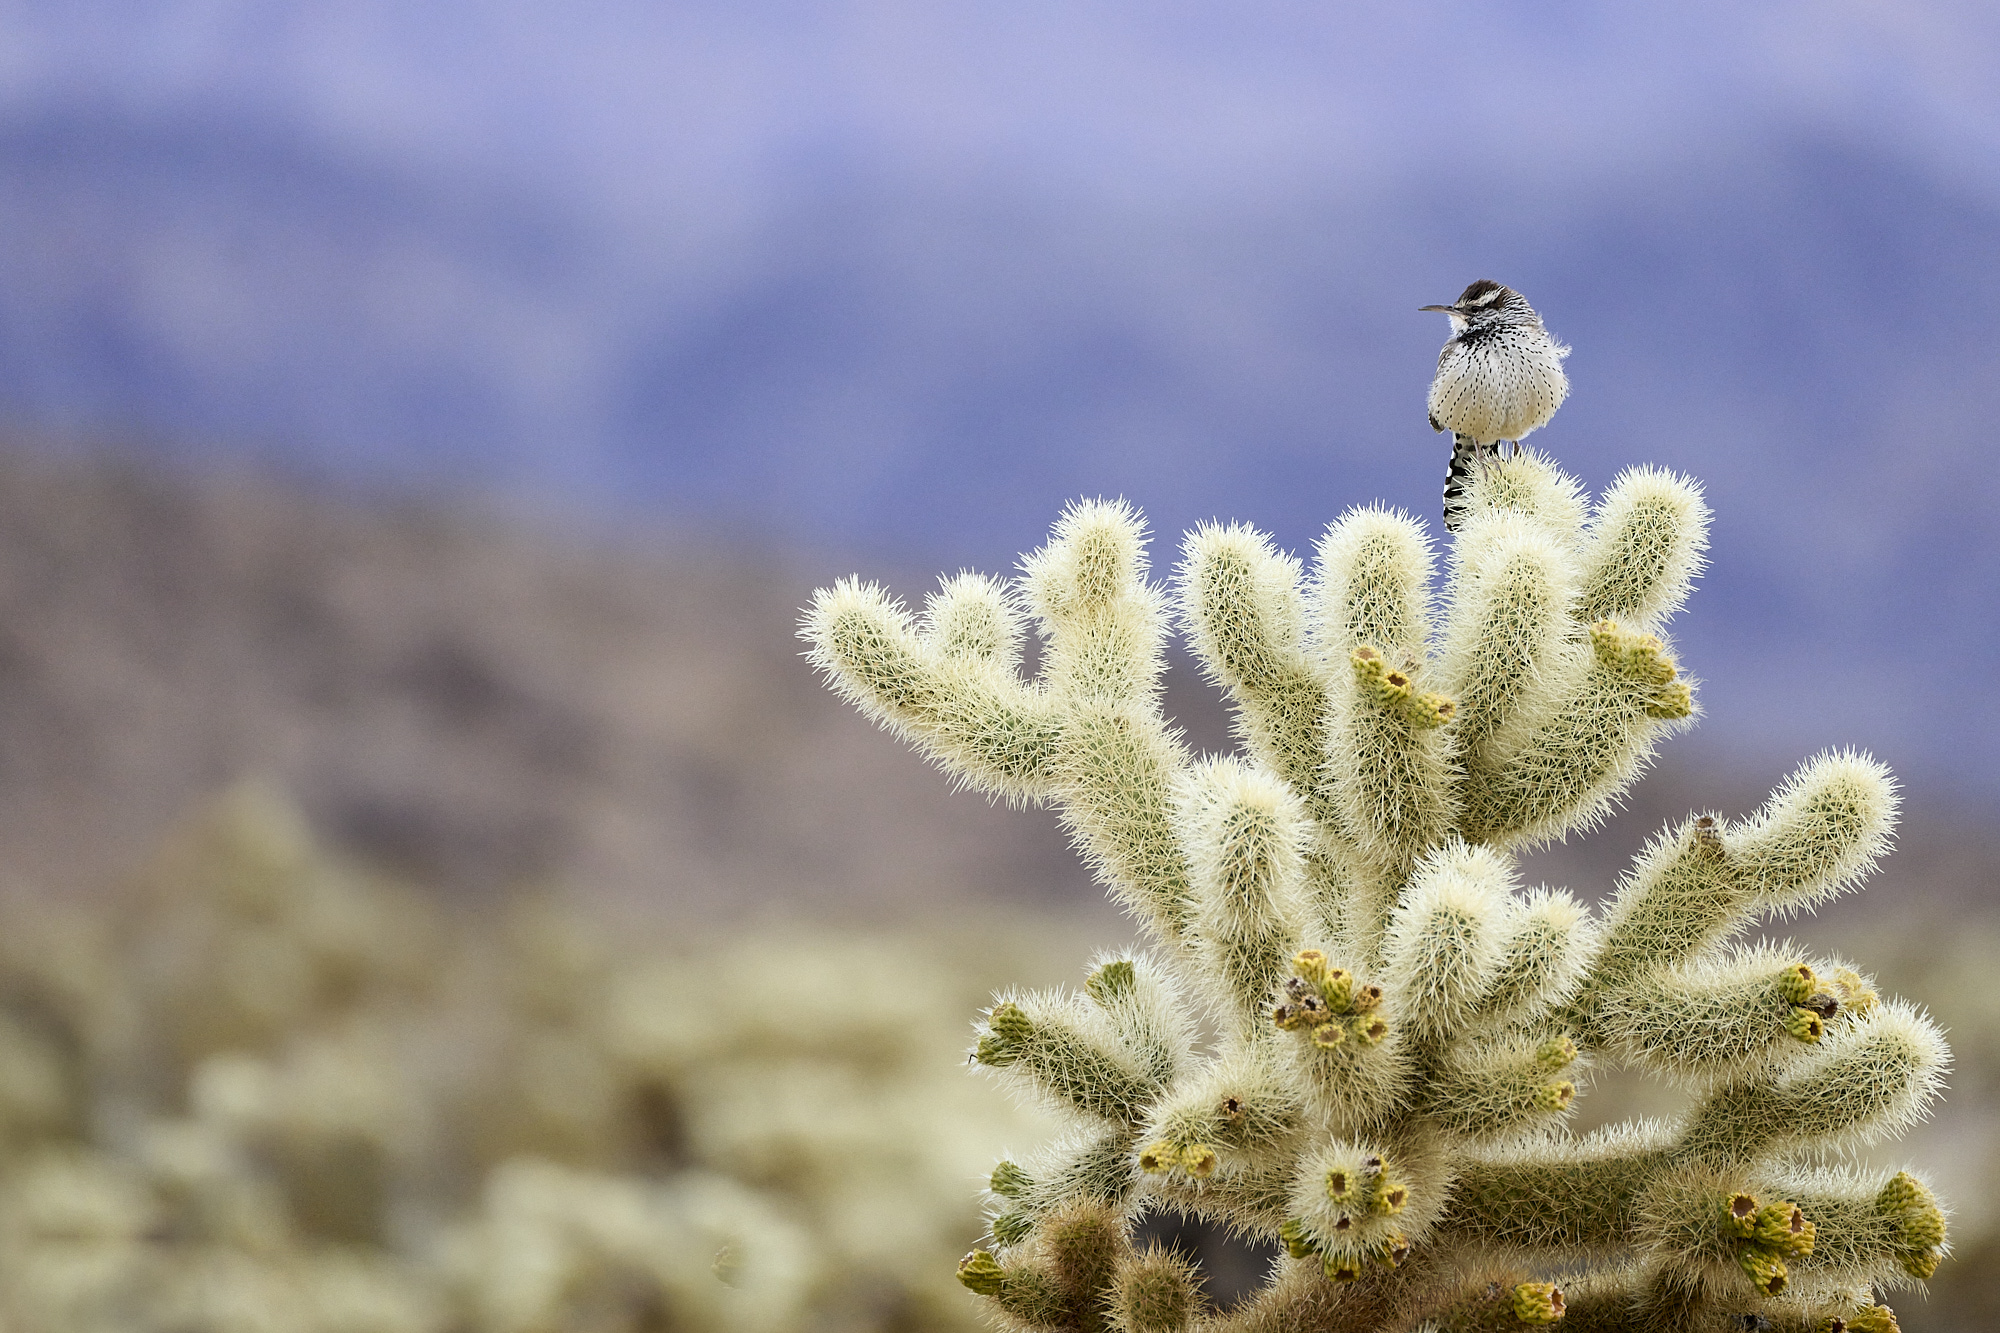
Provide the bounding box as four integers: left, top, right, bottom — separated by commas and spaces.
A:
1086, 959, 1136, 1003
1324, 1255, 1363, 1283
1752, 1202, 1812, 1256
1533, 1081, 1576, 1111
1785, 1007, 1827, 1043
1280, 1217, 1316, 1258
992, 1210, 1034, 1246
1831, 966, 1880, 1015
1321, 968, 1355, 1013
1898, 1247, 1940, 1280
1844, 1307, 1900, 1333
1512, 1281, 1566, 1325
1371, 1170, 1408, 1215
1349, 1014, 1390, 1045
990, 1160, 1031, 1199
1735, 1246, 1787, 1296
977, 1002, 1034, 1067
1138, 1143, 1176, 1174
958, 1249, 1006, 1296
1778, 964, 1818, 1005
1535, 1036, 1578, 1071
1182, 1145, 1219, 1179
1723, 1193, 1760, 1239
1312, 1021, 1347, 1050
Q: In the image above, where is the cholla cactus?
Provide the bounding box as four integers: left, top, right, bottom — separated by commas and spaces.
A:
802, 450, 1947, 1333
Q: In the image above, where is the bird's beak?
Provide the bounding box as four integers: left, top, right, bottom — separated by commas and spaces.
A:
1418, 304, 1454, 313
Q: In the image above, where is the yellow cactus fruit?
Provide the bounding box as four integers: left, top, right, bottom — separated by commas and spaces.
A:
1349, 1014, 1390, 1045
1777, 963, 1818, 1005
1512, 1281, 1566, 1325
1735, 1246, 1787, 1296
1753, 1202, 1814, 1257
1722, 1192, 1760, 1239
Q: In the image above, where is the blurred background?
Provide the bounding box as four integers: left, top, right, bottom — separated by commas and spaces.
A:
0, 3, 1994, 1330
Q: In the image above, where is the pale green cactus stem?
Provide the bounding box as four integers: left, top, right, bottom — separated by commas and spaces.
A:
1460, 617, 1695, 847
1176, 758, 1310, 1034
1575, 465, 1711, 629
808, 451, 1946, 1333
1440, 510, 1578, 771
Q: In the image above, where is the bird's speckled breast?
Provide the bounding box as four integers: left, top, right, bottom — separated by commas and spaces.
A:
1427, 333, 1569, 445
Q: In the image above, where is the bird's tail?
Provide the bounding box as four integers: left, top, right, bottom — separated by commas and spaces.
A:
1442, 433, 1496, 533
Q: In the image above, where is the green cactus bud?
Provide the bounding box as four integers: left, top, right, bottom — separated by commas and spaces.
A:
958, 1249, 1006, 1296
1722, 1193, 1760, 1239
1312, 1021, 1347, 1050
1512, 1281, 1566, 1325
1899, 1205, 1947, 1251
1323, 1254, 1363, 1283
1735, 1246, 1787, 1296
1086, 959, 1137, 1003
1898, 1247, 1940, 1280
992, 1210, 1034, 1246
1786, 1007, 1826, 1043
1535, 1036, 1578, 1071
1644, 679, 1694, 720
1181, 1145, 1219, 1179
1293, 949, 1330, 982
1533, 1081, 1575, 1111
1279, 1217, 1317, 1259
990, 1160, 1031, 1199
1875, 1169, 1929, 1213
1325, 1167, 1358, 1203
1137, 1142, 1177, 1174
988, 1001, 1033, 1043
1377, 1233, 1412, 1268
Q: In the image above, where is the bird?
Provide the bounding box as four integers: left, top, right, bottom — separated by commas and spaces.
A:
1422, 280, 1570, 532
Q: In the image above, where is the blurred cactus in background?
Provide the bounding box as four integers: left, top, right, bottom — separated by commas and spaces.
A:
805, 451, 1949, 1332
0, 783, 1055, 1332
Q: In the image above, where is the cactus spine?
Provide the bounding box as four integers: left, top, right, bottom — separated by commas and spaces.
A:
804, 451, 1947, 1333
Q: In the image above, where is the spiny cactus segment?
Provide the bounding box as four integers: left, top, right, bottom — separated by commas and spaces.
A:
804, 450, 1946, 1332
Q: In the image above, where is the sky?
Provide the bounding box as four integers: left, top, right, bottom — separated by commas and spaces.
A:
0, 2, 1997, 801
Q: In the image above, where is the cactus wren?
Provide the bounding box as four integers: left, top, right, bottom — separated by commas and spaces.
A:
1422, 280, 1569, 532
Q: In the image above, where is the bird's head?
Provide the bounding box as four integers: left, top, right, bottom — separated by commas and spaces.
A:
1420, 279, 1524, 331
